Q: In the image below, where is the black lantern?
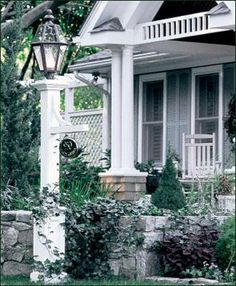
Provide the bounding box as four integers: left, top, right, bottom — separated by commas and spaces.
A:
31, 9, 68, 79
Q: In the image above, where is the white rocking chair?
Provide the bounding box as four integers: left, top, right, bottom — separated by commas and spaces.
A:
181, 133, 221, 205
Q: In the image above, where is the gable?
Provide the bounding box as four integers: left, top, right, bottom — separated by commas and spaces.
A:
153, 0, 217, 21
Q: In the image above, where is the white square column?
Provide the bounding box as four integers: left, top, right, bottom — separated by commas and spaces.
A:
30, 79, 68, 283
100, 46, 147, 201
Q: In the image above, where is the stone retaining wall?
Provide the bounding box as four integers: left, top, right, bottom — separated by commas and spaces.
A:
0, 211, 230, 279
108, 215, 228, 280
1, 211, 33, 276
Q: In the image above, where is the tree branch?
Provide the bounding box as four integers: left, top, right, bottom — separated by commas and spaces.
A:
1, 1, 14, 22
1, 0, 71, 38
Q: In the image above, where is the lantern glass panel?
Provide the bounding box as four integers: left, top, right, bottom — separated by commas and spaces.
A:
43, 44, 59, 71
56, 45, 67, 71
32, 46, 44, 71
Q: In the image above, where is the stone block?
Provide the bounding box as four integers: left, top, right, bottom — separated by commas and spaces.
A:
136, 250, 160, 280
1, 212, 16, 221
135, 250, 146, 279
109, 260, 121, 276
136, 216, 155, 232
16, 211, 32, 224
3, 261, 32, 276
143, 232, 163, 249
18, 230, 33, 246
119, 267, 136, 279
3, 246, 25, 262
154, 216, 170, 230
2, 228, 18, 246
12, 222, 32, 231
122, 257, 136, 270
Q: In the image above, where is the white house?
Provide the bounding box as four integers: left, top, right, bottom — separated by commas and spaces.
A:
69, 0, 235, 200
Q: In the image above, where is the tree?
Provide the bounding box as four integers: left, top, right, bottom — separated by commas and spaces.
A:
224, 94, 236, 150
1, 0, 96, 80
152, 149, 186, 211
1, 2, 40, 197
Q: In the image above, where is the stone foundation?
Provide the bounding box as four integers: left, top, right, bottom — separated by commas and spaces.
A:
100, 174, 147, 201
1, 211, 33, 276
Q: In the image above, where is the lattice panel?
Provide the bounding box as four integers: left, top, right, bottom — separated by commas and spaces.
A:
70, 110, 103, 166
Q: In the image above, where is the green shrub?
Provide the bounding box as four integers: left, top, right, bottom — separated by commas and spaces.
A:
60, 150, 104, 204
152, 150, 186, 210
64, 197, 147, 279
215, 216, 235, 271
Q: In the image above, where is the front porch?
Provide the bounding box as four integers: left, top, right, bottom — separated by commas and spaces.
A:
68, 0, 235, 200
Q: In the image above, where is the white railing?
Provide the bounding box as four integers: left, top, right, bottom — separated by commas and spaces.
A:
182, 133, 221, 179
136, 12, 213, 43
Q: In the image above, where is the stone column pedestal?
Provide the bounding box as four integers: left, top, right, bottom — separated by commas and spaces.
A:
100, 171, 147, 201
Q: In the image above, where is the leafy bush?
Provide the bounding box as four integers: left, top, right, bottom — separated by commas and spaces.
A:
215, 216, 235, 271
152, 150, 186, 210
60, 150, 104, 203
157, 215, 219, 277
183, 262, 235, 282
135, 160, 162, 194
64, 197, 147, 279
224, 94, 235, 149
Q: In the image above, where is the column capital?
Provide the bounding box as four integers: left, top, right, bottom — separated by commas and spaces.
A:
31, 76, 69, 92
122, 45, 134, 51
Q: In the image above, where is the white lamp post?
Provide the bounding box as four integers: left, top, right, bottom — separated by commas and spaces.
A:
30, 10, 69, 283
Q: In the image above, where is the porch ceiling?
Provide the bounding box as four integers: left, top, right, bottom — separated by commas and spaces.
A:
69, 40, 235, 76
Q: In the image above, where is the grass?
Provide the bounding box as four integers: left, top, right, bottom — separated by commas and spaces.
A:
1, 275, 235, 286
0, 275, 171, 286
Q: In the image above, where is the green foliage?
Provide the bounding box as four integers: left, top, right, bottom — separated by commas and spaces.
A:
60, 150, 104, 201
157, 215, 219, 277
1, 2, 40, 201
215, 216, 235, 271
135, 160, 162, 194
224, 94, 236, 150
63, 197, 147, 279
152, 150, 186, 210
215, 174, 234, 196
183, 262, 235, 282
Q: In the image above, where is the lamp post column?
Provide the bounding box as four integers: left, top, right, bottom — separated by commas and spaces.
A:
30, 79, 67, 283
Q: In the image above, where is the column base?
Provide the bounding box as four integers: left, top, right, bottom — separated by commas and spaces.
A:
100, 170, 148, 201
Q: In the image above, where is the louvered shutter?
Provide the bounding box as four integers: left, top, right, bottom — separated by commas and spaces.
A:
143, 81, 163, 164
167, 70, 191, 160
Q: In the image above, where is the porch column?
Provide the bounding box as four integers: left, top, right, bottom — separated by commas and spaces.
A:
121, 45, 135, 171
110, 49, 122, 170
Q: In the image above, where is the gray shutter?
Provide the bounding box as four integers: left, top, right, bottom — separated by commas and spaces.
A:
167, 70, 191, 160
223, 63, 235, 169
167, 73, 178, 152
179, 71, 191, 159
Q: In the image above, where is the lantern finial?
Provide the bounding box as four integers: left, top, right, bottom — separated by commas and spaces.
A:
44, 9, 54, 22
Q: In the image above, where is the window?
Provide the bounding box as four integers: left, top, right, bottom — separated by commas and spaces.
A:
195, 73, 219, 152
143, 80, 164, 164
